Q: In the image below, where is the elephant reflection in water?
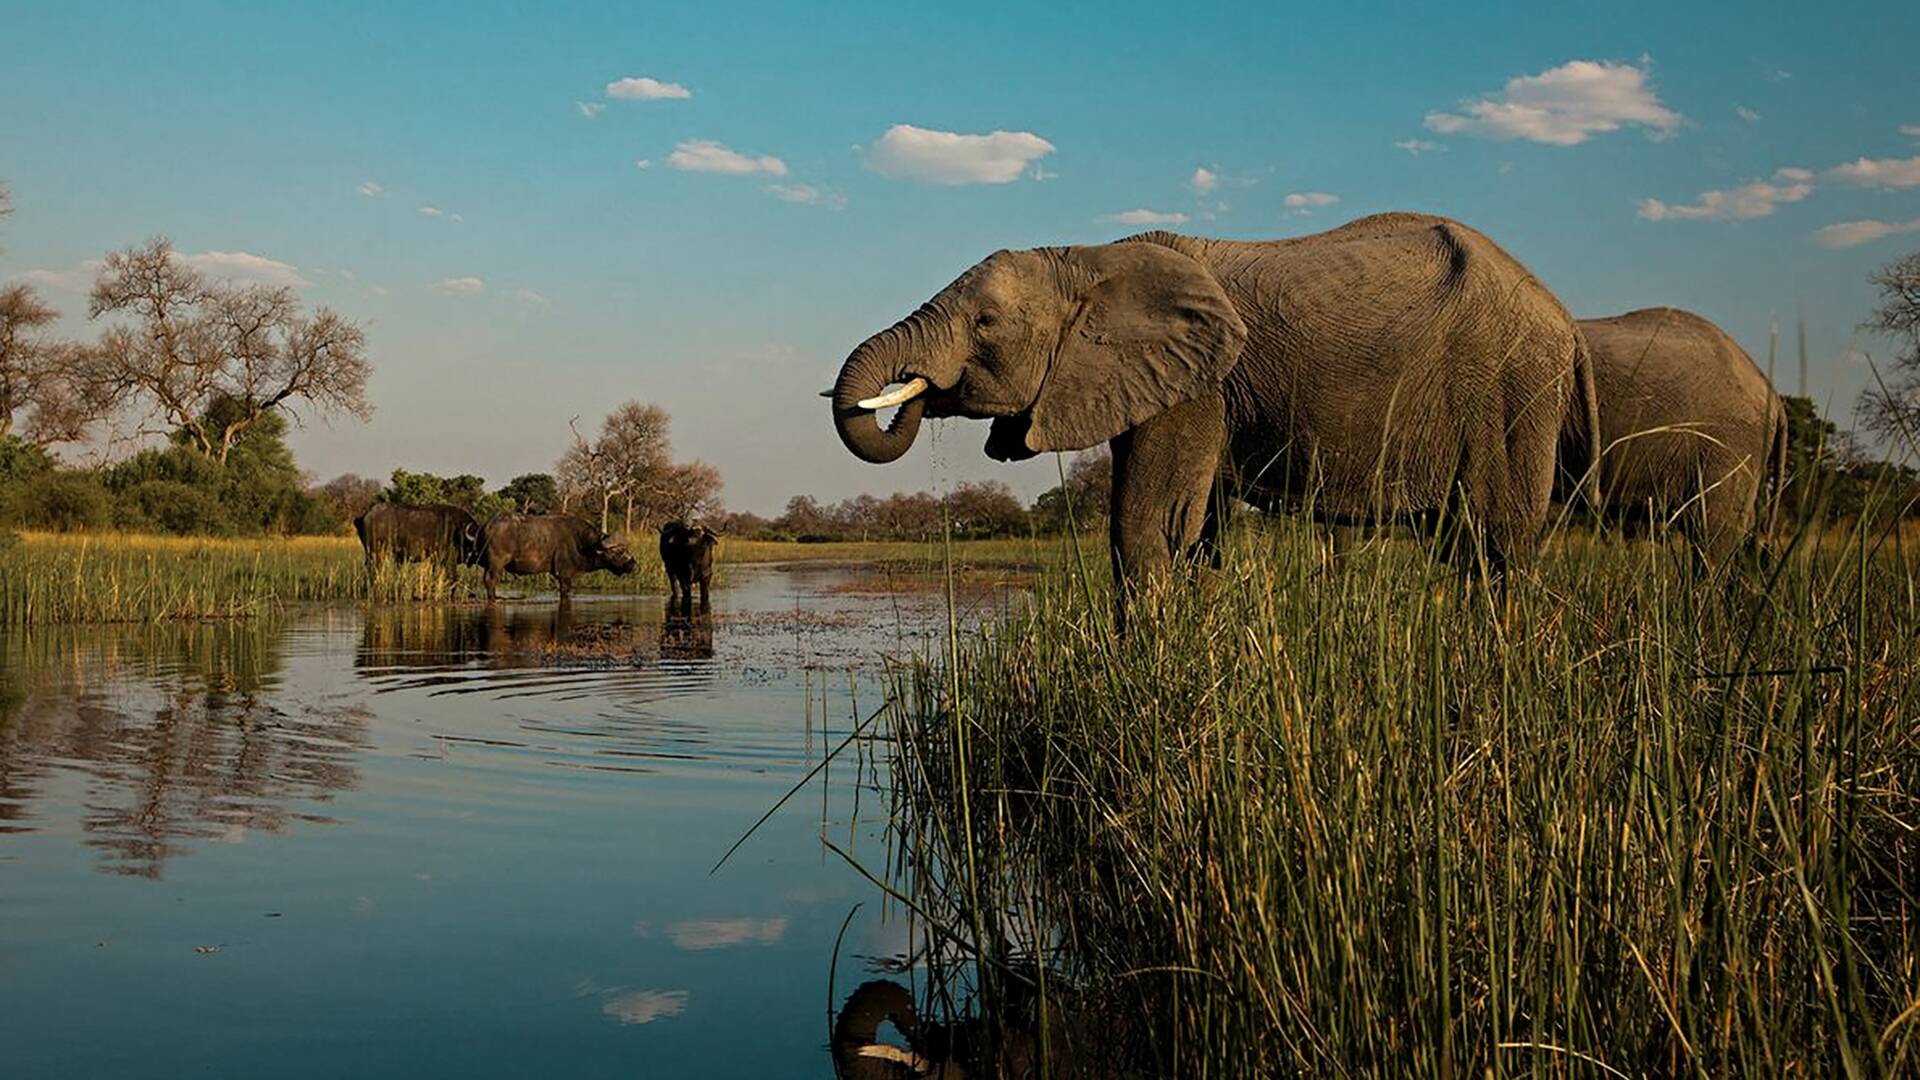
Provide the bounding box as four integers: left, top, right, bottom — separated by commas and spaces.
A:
831, 980, 1083, 1079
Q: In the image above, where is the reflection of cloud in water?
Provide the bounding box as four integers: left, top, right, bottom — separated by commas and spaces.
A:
669, 917, 787, 950
603, 988, 690, 1025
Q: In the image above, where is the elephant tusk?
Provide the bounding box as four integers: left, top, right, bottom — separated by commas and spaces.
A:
856, 376, 928, 411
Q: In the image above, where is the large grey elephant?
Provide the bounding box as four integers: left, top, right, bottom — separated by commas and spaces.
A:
1568, 307, 1788, 566
830, 213, 1600, 591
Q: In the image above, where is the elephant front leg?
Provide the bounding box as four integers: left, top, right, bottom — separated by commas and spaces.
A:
1109, 394, 1228, 601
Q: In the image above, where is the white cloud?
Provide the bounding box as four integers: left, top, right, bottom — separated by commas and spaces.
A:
1736, 106, 1760, 124
1189, 167, 1218, 195
1284, 191, 1340, 213
179, 251, 309, 287
1903, 124, 1920, 138
1425, 59, 1683, 146
763, 183, 846, 209
510, 288, 549, 305
430, 276, 485, 295
1637, 167, 1813, 221
11, 259, 103, 293
1029, 165, 1058, 181
417, 206, 464, 223
666, 139, 787, 176
1098, 208, 1189, 226
1395, 138, 1443, 155
355, 180, 384, 197
1825, 155, 1920, 189
1810, 217, 1920, 249
602, 989, 689, 1025
575, 100, 606, 119
860, 124, 1055, 185
634, 159, 653, 170
605, 76, 691, 101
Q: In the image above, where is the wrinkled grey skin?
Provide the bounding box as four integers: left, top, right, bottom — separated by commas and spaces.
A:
352, 502, 483, 570
478, 513, 636, 602
831, 213, 1600, 595
657, 520, 717, 610
1565, 307, 1788, 567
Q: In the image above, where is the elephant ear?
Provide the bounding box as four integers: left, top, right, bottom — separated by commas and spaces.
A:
1025, 242, 1247, 453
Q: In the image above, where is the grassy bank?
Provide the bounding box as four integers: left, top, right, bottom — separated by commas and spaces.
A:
882, 521, 1920, 1077
0, 531, 1053, 624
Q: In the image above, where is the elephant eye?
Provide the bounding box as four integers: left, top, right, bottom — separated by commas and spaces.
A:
974, 311, 998, 330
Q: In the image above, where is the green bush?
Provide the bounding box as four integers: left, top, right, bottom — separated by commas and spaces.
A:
7, 473, 113, 531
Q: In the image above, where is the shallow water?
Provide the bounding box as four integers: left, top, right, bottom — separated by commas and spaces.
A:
0, 565, 1017, 1079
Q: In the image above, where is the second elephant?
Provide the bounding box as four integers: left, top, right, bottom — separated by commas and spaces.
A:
1570, 307, 1788, 566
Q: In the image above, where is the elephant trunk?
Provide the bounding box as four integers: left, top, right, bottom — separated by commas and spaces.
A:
831, 314, 940, 464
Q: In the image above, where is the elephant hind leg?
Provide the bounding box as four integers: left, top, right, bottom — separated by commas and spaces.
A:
1687, 456, 1761, 572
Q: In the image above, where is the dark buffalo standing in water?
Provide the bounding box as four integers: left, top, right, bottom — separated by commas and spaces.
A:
353, 502, 484, 571
658, 521, 718, 610
479, 513, 637, 601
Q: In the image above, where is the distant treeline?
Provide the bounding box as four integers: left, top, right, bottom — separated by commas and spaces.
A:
5, 396, 1918, 540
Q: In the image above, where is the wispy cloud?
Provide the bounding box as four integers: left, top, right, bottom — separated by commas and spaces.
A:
1189, 167, 1218, 195
178, 251, 309, 288
1638, 167, 1813, 221
11, 259, 105, 293
1098, 208, 1189, 226
605, 76, 691, 101
1425, 59, 1682, 146
1810, 217, 1920, 249
1735, 105, 1760, 124
1394, 138, 1443, 155
509, 288, 549, 305
430, 276, 485, 295
763, 183, 846, 209
575, 100, 606, 119
860, 124, 1055, 185
1825, 155, 1920, 189
417, 206, 464, 223
1903, 124, 1920, 138
634, 159, 653, 170
667, 139, 787, 176
355, 181, 384, 197
1284, 191, 1340, 214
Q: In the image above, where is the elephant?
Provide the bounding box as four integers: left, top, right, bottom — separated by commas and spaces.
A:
657, 520, 717, 611
829, 213, 1601, 595
1565, 307, 1788, 567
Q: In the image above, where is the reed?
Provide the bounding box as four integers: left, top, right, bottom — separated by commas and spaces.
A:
879, 518, 1920, 1077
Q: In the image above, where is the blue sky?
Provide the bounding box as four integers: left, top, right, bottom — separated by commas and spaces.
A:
3, 1, 1917, 513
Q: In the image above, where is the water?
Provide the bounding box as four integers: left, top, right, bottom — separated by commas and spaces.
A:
0, 565, 1017, 1079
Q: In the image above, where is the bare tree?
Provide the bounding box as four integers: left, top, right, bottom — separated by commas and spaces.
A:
651, 459, 724, 524
1859, 251, 1920, 445
83, 238, 372, 463
599, 401, 672, 533
0, 283, 103, 444
558, 417, 619, 531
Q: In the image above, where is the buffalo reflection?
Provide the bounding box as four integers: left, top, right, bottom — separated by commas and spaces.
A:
659, 608, 714, 661
0, 620, 365, 878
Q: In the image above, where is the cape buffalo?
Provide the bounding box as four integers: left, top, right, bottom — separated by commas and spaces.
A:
658, 521, 718, 611
353, 502, 484, 572
479, 513, 636, 601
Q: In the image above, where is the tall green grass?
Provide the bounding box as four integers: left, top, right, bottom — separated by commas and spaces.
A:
879, 521, 1919, 1077
0, 532, 673, 624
